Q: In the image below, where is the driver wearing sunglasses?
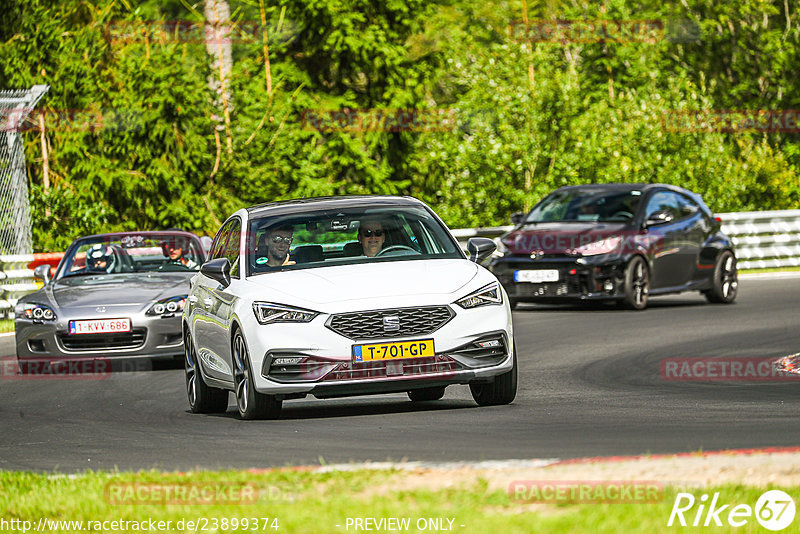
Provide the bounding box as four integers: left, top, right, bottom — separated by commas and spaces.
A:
265, 226, 296, 267
358, 218, 386, 257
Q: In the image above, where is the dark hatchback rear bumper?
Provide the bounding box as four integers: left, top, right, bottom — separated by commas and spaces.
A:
490, 254, 629, 302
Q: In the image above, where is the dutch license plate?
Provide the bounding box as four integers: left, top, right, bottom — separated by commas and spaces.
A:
352, 339, 435, 363
69, 318, 131, 335
514, 269, 559, 283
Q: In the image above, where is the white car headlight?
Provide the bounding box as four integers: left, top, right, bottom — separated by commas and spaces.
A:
252, 302, 319, 324
571, 236, 622, 256
455, 282, 503, 309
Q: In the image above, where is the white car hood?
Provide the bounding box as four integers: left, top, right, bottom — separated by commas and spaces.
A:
243, 259, 480, 306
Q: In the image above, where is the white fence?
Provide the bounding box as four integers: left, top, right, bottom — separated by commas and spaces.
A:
0, 254, 39, 320
1, 210, 799, 319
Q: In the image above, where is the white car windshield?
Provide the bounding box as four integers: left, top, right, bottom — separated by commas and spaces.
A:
58, 233, 203, 278
247, 205, 462, 275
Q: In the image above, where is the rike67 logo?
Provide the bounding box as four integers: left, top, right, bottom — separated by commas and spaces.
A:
668, 490, 796, 531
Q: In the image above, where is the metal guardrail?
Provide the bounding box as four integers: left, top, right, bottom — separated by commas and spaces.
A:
1, 210, 798, 319
450, 210, 800, 271
0, 254, 39, 320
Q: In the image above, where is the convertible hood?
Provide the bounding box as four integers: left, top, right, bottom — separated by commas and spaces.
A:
50, 273, 192, 309
247, 259, 480, 305
505, 222, 629, 254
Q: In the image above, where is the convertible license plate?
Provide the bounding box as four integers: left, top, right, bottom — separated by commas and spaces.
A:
69, 318, 131, 335
352, 339, 435, 363
515, 269, 559, 283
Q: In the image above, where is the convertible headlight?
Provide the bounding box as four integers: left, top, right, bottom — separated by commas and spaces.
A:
571, 236, 622, 256
147, 295, 187, 317
456, 282, 502, 309
252, 302, 319, 324
17, 303, 57, 321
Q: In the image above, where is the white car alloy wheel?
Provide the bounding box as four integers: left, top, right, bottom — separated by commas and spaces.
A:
184, 330, 227, 414
233, 330, 282, 420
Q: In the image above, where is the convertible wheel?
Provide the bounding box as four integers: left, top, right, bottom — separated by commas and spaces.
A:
233, 330, 282, 420
705, 250, 738, 304
622, 256, 649, 310
185, 330, 228, 414
408, 386, 446, 402
470, 343, 517, 406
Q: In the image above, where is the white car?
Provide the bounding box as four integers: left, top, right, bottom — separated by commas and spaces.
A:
183, 196, 517, 419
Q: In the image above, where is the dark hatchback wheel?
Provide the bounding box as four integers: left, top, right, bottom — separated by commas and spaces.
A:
705, 250, 738, 304
470, 343, 517, 406
185, 330, 228, 414
408, 386, 446, 402
622, 256, 649, 310
232, 330, 282, 420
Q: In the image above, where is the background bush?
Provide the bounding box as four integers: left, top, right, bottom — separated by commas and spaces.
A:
1, 0, 798, 251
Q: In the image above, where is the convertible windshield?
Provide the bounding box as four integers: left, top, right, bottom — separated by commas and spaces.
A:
247, 205, 462, 275
58, 233, 203, 278
526, 190, 642, 223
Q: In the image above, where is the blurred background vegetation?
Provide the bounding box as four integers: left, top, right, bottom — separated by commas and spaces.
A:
1, 0, 798, 251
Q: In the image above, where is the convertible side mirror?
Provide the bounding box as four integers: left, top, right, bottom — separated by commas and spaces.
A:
467, 237, 496, 263
200, 258, 231, 287
33, 264, 52, 284
645, 209, 675, 227
510, 212, 526, 226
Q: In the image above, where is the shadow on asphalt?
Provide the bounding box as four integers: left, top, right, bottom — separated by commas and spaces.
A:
514, 298, 710, 312
190, 398, 481, 421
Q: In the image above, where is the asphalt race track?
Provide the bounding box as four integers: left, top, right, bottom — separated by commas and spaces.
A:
1, 276, 798, 472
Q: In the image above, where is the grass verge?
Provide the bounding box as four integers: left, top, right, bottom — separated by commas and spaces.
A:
0, 319, 13, 333
0, 469, 794, 533
740, 266, 800, 274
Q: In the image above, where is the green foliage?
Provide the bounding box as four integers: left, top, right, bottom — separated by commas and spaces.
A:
1, 0, 798, 251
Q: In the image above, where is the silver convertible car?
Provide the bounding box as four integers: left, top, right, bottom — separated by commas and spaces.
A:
15, 231, 205, 368
184, 196, 517, 419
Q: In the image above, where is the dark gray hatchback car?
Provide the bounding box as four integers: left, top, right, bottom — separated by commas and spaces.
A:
489, 183, 737, 310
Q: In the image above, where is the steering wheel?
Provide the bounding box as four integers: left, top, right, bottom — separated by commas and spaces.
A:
375, 245, 419, 257
157, 262, 192, 272
608, 211, 634, 221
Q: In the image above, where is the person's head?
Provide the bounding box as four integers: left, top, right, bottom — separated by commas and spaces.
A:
87, 244, 113, 271
358, 218, 385, 257
162, 235, 188, 261
266, 225, 293, 266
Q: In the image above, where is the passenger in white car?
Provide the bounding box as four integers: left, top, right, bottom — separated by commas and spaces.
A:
357, 218, 386, 257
